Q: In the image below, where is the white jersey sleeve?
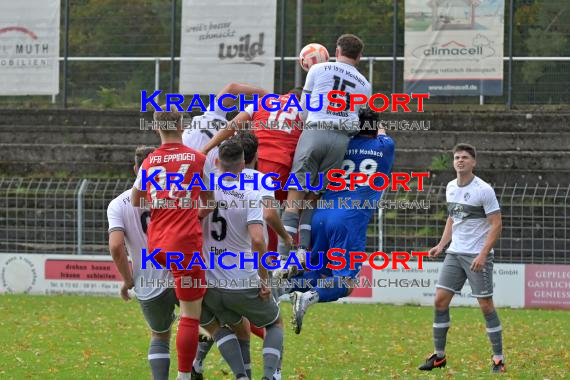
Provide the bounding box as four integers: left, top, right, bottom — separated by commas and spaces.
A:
133, 166, 143, 190
481, 185, 501, 215
247, 190, 264, 225
303, 64, 318, 93
204, 147, 219, 179
182, 110, 228, 151
242, 168, 274, 199
107, 198, 125, 233
245, 104, 255, 118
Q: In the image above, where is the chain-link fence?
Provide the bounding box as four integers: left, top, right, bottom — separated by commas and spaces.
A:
382, 183, 570, 264
1, 0, 569, 108
1, 178, 568, 264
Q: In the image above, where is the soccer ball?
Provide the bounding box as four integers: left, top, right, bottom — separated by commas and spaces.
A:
299, 43, 330, 72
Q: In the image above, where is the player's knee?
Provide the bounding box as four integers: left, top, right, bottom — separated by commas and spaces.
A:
477, 297, 495, 314
434, 292, 452, 310
270, 315, 284, 328
151, 330, 171, 342
232, 319, 251, 340
202, 320, 219, 337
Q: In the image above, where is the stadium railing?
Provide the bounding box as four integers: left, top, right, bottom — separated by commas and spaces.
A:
1, 178, 568, 265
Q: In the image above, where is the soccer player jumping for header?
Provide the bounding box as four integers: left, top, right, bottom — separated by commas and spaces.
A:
276, 34, 372, 278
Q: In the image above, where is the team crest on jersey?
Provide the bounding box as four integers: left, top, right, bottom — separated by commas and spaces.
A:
464, 192, 471, 201
451, 204, 468, 219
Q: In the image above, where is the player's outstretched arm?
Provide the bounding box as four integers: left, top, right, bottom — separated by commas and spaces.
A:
481, 212, 502, 254
108, 231, 134, 301
217, 82, 269, 108
263, 207, 294, 249
201, 111, 251, 154
249, 223, 271, 300
429, 216, 453, 257
249, 223, 268, 279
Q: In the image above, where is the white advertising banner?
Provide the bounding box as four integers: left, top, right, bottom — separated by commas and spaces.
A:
0, 0, 60, 95
404, 0, 504, 96
345, 262, 526, 308
4, 253, 567, 310
179, 0, 277, 94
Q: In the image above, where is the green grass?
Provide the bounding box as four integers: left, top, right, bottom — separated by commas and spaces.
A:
1, 294, 569, 379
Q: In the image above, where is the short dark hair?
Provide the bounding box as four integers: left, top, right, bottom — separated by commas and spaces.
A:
357, 108, 380, 137
134, 146, 156, 169
337, 34, 364, 59
218, 137, 244, 170
236, 130, 258, 165
453, 143, 477, 159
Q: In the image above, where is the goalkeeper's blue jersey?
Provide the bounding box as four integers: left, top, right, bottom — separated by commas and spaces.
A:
322, 134, 395, 217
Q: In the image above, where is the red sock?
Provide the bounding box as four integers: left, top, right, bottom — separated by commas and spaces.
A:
250, 324, 266, 339
176, 317, 200, 372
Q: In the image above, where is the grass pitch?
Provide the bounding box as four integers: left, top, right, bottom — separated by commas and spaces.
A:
1, 294, 569, 379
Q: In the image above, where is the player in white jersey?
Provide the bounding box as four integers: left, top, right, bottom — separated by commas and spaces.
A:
277, 34, 373, 278
107, 146, 177, 380
190, 131, 289, 380
419, 144, 505, 373
182, 82, 269, 179
237, 131, 294, 254
198, 138, 284, 380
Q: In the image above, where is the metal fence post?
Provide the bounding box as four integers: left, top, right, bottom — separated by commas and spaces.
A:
62, 0, 70, 109
392, 0, 398, 94
169, 0, 177, 93
368, 57, 374, 93
279, 0, 286, 93
294, 0, 303, 87
378, 208, 383, 253
507, 0, 514, 109
76, 179, 88, 255
155, 58, 160, 93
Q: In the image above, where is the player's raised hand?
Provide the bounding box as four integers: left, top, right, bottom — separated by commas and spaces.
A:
428, 245, 443, 258
120, 280, 134, 301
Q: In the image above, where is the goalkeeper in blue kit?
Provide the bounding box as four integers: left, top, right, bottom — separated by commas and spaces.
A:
288, 108, 395, 334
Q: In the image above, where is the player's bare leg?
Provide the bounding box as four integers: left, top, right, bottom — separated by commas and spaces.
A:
419, 288, 453, 371
477, 297, 505, 373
